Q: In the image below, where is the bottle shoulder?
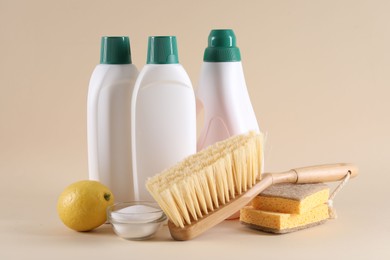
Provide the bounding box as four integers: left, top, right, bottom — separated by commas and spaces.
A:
135, 64, 192, 89
91, 64, 138, 78
88, 64, 138, 96
89, 64, 139, 90
198, 61, 247, 92
199, 61, 244, 78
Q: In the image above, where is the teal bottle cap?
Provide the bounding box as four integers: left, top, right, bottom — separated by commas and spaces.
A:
203, 29, 241, 62
100, 36, 132, 64
147, 36, 179, 64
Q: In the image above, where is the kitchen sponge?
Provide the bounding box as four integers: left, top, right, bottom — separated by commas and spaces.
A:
251, 183, 329, 214
240, 183, 330, 233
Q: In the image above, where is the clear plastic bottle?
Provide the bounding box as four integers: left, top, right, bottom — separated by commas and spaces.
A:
131, 36, 196, 201
87, 36, 139, 202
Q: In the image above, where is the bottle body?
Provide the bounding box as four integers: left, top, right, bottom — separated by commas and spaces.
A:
132, 64, 196, 201
197, 61, 259, 151
87, 64, 139, 202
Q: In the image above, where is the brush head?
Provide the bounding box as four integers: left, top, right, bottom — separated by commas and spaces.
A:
146, 132, 264, 229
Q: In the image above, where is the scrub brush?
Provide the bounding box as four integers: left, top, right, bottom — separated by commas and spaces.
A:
146, 132, 357, 240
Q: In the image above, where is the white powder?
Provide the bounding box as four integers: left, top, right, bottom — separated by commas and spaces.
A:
111, 205, 163, 223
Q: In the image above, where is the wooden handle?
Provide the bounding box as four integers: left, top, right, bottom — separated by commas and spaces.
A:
269, 163, 358, 184
293, 163, 357, 183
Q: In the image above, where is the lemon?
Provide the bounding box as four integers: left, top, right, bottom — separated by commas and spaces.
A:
57, 180, 115, 232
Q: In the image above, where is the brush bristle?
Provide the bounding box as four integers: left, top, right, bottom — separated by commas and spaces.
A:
146, 131, 264, 228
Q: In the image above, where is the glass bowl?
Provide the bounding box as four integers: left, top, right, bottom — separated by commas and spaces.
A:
107, 201, 167, 240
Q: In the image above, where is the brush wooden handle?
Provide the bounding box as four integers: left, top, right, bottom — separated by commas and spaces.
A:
270, 163, 358, 184
168, 163, 358, 241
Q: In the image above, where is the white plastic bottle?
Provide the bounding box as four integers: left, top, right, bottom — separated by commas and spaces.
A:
131, 36, 196, 201
87, 36, 139, 202
197, 29, 260, 151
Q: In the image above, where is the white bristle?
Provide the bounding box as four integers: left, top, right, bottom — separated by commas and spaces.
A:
146, 131, 263, 228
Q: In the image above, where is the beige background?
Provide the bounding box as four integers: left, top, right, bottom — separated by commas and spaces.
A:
1, 0, 389, 259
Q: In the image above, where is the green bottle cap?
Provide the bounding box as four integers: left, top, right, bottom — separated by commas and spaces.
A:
203, 29, 241, 62
100, 36, 132, 64
147, 36, 179, 64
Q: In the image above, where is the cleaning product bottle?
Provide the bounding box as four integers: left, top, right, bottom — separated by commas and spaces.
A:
197, 29, 260, 151
87, 36, 139, 202
131, 36, 196, 201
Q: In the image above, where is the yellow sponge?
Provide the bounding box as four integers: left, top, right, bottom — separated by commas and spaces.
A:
240, 183, 330, 233
251, 183, 329, 214
240, 204, 329, 233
